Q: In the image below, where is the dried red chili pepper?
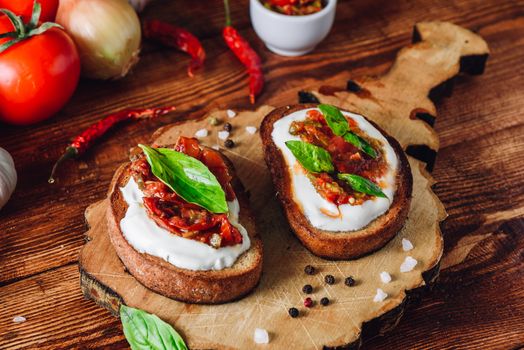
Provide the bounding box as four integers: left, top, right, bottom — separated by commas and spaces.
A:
48, 106, 176, 184
222, 0, 264, 104
143, 20, 205, 78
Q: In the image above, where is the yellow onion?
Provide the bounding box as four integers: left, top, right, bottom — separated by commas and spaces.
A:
56, 0, 141, 80
128, 0, 154, 12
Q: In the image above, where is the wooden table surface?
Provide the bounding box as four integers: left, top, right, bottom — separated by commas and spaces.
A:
1, 0, 523, 349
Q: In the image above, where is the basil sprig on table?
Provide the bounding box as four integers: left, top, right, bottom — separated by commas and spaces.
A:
285, 140, 334, 173
139, 144, 228, 213
337, 173, 387, 198
120, 305, 188, 350
318, 104, 378, 158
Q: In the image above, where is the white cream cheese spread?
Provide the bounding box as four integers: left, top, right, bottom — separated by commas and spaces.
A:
119, 177, 251, 271
271, 108, 398, 232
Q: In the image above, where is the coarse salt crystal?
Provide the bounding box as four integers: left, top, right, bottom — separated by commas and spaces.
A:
402, 238, 414, 251
227, 109, 236, 118
373, 288, 388, 302
254, 328, 269, 344
13, 316, 26, 323
195, 129, 208, 138
380, 271, 392, 284
400, 256, 418, 273
245, 126, 257, 135
218, 131, 230, 140
211, 145, 220, 150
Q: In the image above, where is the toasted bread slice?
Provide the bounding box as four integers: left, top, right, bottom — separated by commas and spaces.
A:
260, 104, 413, 259
107, 146, 263, 304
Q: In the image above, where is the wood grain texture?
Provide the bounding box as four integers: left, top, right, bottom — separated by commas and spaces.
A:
78, 107, 444, 349
303, 21, 489, 155
0, 0, 523, 349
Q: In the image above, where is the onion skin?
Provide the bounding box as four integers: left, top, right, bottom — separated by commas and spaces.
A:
56, 0, 141, 80
128, 0, 154, 12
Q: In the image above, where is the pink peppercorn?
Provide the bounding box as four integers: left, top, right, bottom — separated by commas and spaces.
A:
304, 297, 313, 308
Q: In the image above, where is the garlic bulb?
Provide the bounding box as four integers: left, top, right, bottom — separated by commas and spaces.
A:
0, 147, 17, 210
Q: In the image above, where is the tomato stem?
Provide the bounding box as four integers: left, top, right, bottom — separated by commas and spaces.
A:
0, 2, 63, 54
0, 31, 17, 39
29, 0, 42, 28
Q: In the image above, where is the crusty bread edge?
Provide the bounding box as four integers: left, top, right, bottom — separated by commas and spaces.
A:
260, 104, 413, 259
106, 148, 263, 304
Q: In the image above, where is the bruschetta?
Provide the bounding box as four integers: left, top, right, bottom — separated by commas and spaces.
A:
260, 104, 412, 259
107, 137, 263, 304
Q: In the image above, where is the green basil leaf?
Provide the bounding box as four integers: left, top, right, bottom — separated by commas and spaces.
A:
343, 132, 378, 158
285, 140, 334, 173
337, 173, 387, 198
120, 305, 188, 350
318, 104, 348, 136
139, 144, 228, 213
318, 104, 378, 158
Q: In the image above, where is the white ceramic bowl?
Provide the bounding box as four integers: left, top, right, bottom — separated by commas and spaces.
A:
250, 0, 337, 57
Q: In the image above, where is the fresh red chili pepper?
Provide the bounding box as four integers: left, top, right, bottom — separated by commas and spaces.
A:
48, 106, 176, 183
143, 20, 205, 78
222, 0, 264, 104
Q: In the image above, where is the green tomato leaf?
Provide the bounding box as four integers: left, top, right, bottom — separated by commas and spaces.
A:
120, 305, 188, 350
337, 173, 387, 198
318, 104, 349, 136
343, 132, 378, 159
139, 144, 228, 214
285, 140, 334, 173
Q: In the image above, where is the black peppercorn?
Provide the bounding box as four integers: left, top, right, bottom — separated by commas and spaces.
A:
320, 297, 329, 306
345, 276, 356, 287
324, 274, 335, 285
224, 139, 235, 148
223, 122, 232, 132
304, 265, 315, 275
288, 307, 299, 318
302, 284, 313, 294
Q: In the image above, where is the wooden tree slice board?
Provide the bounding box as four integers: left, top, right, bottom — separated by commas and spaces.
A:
80, 107, 446, 349
78, 21, 491, 349
300, 21, 489, 169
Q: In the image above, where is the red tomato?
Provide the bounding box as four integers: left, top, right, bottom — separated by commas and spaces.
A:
328, 136, 356, 154
0, 0, 59, 23
0, 15, 80, 125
